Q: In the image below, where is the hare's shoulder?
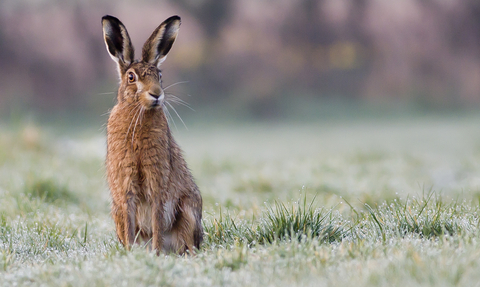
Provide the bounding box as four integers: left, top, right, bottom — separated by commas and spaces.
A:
106, 104, 135, 134
107, 104, 124, 124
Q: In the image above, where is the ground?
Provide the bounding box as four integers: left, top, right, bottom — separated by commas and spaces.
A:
1, 115, 480, 286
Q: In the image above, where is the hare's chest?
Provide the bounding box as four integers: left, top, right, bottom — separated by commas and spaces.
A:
136, 133, 171, 189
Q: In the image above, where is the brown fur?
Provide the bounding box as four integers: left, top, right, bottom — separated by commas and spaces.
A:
102, 15, 203, 254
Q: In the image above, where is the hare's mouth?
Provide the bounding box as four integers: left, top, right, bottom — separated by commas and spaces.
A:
144, 92, 164, 109
152, 99, 162, 107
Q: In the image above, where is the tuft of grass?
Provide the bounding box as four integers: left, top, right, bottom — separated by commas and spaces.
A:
203, 208, 250, 247
387, 192, 457, 237
204, 198, 346, 247
251, 199, 344, 244
357, 191, 478, 241
25, 178, 78, 204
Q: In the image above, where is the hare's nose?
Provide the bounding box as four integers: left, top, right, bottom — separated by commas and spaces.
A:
149, 86, 162, 99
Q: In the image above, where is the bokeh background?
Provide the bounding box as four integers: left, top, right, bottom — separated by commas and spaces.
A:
1, 0, 480, 123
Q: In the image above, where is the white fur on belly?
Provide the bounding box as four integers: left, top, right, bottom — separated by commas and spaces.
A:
136, 201, 153, 235
136, 200, 176, 234
163, 200, 176, 230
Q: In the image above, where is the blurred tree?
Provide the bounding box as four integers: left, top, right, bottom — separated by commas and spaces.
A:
171, 0, 233, 38
280, 0, 371, 99
168, 0, 234, 101
447, 0, 480, 50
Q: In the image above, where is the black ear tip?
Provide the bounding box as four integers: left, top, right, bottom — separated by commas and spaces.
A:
102, 15, 121, 25
166, 15, 181, 25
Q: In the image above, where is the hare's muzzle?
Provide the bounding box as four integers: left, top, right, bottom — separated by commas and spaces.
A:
145, 85, 164, 108
149, 85, 161, 99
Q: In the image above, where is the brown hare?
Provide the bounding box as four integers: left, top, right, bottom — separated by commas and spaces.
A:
101, 15, 203, 254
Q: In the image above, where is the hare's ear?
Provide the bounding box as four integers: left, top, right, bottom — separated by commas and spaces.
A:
102, 15, 135, 77
141, 16, 181, 68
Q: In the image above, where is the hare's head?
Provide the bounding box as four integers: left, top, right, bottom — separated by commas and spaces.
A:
102, 15, 180, 109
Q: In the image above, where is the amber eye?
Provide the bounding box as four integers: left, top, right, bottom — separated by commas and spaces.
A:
127, 72, 136, 83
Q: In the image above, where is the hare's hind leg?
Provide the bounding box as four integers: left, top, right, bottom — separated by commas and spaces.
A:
167, 201, 201, 254
193, 210, 204, 250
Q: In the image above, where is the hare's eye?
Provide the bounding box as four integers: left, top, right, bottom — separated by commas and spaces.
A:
158, 72, 162, 79
128, 72, 136, 83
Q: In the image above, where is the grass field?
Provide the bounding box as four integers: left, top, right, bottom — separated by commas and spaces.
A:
1, 116, 480, 286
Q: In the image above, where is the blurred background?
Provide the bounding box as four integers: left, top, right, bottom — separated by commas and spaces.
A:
0, 0, 479, 124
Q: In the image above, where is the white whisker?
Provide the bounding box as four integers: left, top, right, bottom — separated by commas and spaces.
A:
165, 94, 195, 111
131, 106, 145, 145
163, 104, 178, 130
163, 81, 189, 91
167, 98, 193, 110
166, 101, 188, 130
125, 103, 143, 143
165, 93, 188, 104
